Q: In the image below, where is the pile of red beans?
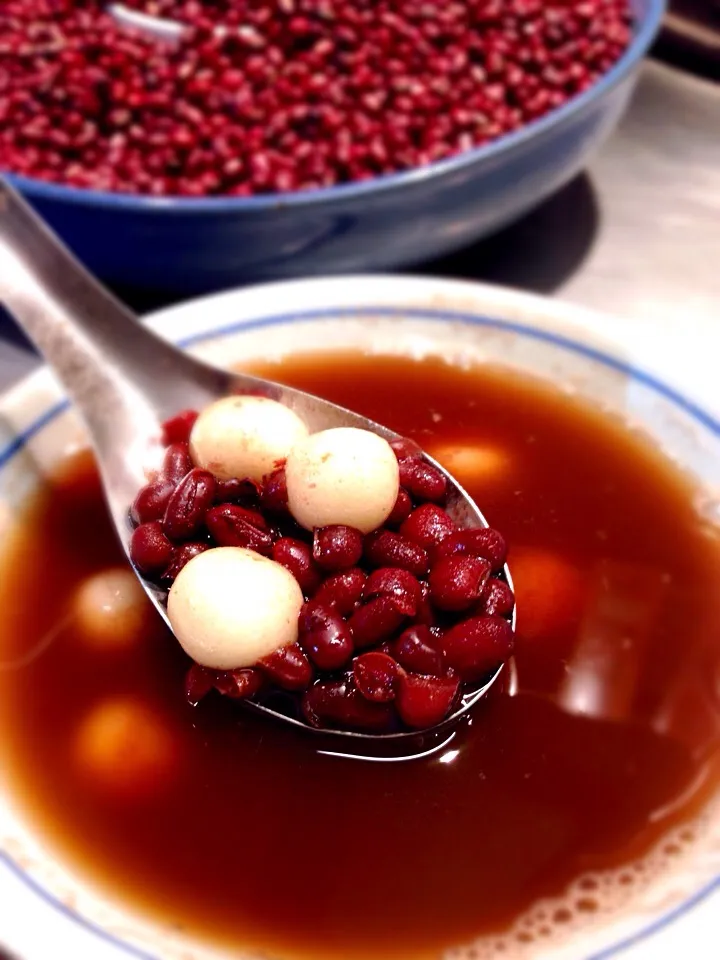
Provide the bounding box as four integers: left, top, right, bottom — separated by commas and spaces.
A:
129, 409, 515, 733
0, 0, 633, 196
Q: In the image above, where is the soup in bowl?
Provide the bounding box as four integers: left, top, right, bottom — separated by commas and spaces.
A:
1, 276, 720, 960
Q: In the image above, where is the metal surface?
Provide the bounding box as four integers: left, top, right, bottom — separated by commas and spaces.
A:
0, 177, 505, 747
428, 60, 720, 336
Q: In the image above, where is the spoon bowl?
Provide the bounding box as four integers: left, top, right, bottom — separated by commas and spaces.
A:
0, 176, 513, 748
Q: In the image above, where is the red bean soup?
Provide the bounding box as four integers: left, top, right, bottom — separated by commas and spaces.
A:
2, 352, 720, 960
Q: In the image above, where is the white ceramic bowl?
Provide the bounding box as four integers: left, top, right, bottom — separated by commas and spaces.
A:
1, 276, 719, 960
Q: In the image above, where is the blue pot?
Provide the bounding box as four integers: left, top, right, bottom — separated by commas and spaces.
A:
7, 0, 664, 294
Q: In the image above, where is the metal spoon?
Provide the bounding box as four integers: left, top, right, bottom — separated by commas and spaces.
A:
0, 177, 514, 747
108, 4, 186, 42
108, 3, 242, 42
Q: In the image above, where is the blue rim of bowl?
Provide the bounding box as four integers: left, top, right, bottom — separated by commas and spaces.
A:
1, 301, 717, 960
3, 0, 665, 214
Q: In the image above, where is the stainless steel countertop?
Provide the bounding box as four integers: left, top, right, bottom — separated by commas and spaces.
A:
430, 59, 720, 337
0, 59, 717, 388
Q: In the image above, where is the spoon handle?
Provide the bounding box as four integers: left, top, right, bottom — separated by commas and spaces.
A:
0, 177, 219, 449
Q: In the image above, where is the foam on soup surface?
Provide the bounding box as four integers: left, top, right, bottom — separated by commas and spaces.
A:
1, 353, 720, 960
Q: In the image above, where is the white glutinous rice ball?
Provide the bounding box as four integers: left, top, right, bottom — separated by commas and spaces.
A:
285, 427, 400, 533
73, 568, 150, 649
167, 547, 304, 670
74, 697, 177, 797
426, 442, 512, 489
189, 395, 309, 482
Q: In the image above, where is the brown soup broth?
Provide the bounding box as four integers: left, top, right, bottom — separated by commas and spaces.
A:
1, 352, 720, 960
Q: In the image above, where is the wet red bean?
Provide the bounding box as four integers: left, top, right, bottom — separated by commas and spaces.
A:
434, 527, 508, 571
313, 525, 364, 571
162, 468, 216, 541
260, 466, 288, 514
364, 567, 420, 616
161, 541, 209, 584
131, 478, 174, 524
348, 595, 407, 648
353, 652, 399, 703
429, 555, 492, 612
186, 663, 266, 704
364, 530, 428, 577
415, 581, 438, 627
298, 600, 354, 671
213, 667, 266, 700
387, 488, 413, 526
298, 601, 354, 671
213, 478, 259, 504
313, 567, 367, 616
396, 673, 460, 729
205, 503, 274, 555
162, 442, 193, 484
130, 521, 174, 576
400, 503, 455, 549
480, 579, 516, 618
161, 409, 198, 446
185, 664, 216, 705
389, 437, 423, 461
390, 625, 445, 676
258, 642, 313, 691
302, 681, 395, 732
398, 458, 448, 503
273, 538, 323, 595
442, 615, 515, 682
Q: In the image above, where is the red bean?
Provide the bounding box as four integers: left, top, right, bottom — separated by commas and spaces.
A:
162, 442, 193, 484
313, 568, 367, 616
161, 409, 198, 446
131, 478, 174, 524
415, 581, 438, 627
442, 615, 515, 682
348, 596, 407, 648
0, 3, 632, 198
364, 530, 428, 577
353, 652, 398, 703
185, 664, 216, 704
302, 681, 395, 732
396, 673, 460, 729
364, 567, 420, 616
387, 488, 413, 526
313, 525, 363, 571
298, 601, 354, 671
258, 642, 313, 691
205, 503, 273, 555
400, 503, 455, 549
213, 668, 266, 700
213, 478, 260, 504
260, 466, 288, 514
480, 578, 516, 618
389, 437, 423, 461
130, 521, 174, 576
162, 468, 216, 541
390, 625, 445, 676
161, 541, 209, 583
398, 457, 448, 503
433, 527, 508, 571
429, 555, 491, 612
273, 538, 323, 594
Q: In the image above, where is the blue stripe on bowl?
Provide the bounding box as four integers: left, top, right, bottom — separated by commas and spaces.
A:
2, 305, 718, 960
